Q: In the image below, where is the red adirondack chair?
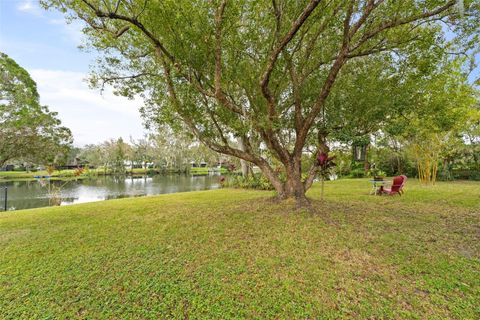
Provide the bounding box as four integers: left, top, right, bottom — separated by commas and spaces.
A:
381, 175, 407, 196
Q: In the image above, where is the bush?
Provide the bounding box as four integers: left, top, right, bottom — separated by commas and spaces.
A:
452, 170, 480, 181
438, 169, 454, 181
349, 168, 366, 178
374, 150, 417, 177
223, 174, 275, 190
367, 169, 387, 178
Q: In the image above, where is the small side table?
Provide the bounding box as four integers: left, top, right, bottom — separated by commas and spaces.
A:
369, 179, 388, 195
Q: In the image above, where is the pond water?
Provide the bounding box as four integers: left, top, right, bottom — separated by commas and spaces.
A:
0, 175, 221, 211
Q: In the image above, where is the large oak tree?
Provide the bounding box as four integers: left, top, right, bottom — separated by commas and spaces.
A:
0, 53, 72, 167
44, 0, 479, 205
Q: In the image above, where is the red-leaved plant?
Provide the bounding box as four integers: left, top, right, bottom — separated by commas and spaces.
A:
317, 151, 336, 201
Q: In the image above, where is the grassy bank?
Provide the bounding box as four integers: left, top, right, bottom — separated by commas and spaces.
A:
0, 168, 136, 180
190, 167, 228, 175
0, 169, 79, 180
1, 179, 479, 318
0, 167, 227, 181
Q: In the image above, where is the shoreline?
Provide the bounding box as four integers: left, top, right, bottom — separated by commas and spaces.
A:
0, 167, 229, 182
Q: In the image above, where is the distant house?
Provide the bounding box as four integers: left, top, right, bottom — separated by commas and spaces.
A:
59, 157, 91, 170
0, 164, 14, 172
190, 161, 208, 168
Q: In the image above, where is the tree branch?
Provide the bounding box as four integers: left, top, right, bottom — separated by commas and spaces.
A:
81, 0, 175, 62
99, 72, 153, 91
158, 43, 280, 187
354, 1, 456, 49
260, 0, 322, 122
214, 0, 244, 115
285, 53, 303, 134
295, 2, 356, 156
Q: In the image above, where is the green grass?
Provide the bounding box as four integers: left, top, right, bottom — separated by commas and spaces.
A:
0, 167, 228, 181
0, 170, 74, 179
190, 167, 228, 175
0, 169, 102, 180
1, 179, 479, 319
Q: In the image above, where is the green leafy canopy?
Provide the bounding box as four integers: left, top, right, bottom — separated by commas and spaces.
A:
0, 52, 73, 166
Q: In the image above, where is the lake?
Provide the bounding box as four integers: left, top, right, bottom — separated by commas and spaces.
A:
0, 175, 221, 211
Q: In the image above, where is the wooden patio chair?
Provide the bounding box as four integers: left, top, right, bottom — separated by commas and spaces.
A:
380, 175, 407, 196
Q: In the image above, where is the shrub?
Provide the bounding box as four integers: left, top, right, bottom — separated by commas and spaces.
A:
349, 168, 366, 178
452, 170, 480, 181
223, 174, 275, 190
374, 150, 417, 177
367, 169, 387, 178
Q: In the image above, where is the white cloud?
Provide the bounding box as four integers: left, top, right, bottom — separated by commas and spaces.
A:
16, 0, 84, 46
48, 18, 64, 25
29, 69, 147, 146
17, 0, 43, 16
48, 18, 85, 46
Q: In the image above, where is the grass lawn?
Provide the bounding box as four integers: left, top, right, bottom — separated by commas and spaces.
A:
0, 168, 228, 181
0, 169, 104, 181
189, 167, 227, 175
0, 179, 479, 319
0, 170, 79, 180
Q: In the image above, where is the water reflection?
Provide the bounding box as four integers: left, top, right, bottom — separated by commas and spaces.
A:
0, 175, 221, 211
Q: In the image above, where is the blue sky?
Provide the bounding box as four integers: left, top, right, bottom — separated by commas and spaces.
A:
0, 0, 145, 146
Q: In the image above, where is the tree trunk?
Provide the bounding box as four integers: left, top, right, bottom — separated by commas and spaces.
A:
320, 177, 325, 201
239, 137, 252, 177
240, 159, 251, 177
396, 153, 401, 174
278, 157, 309, 207
302, 131, 329, 197
364, 144, 369, 172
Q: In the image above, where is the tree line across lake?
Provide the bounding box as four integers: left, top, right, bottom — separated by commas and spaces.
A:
66, 133, 235, 175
